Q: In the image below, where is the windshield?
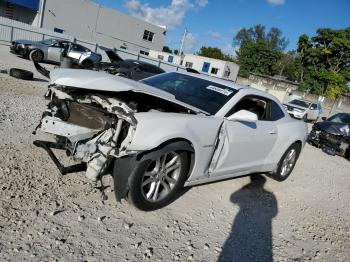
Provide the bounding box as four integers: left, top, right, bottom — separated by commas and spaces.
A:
327, 113, 350, 124
289, 99, 311, 108
39, 39, 59, 46
141, 72, 238, 114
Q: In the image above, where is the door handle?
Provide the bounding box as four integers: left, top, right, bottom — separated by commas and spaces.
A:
269, 130, 277, 135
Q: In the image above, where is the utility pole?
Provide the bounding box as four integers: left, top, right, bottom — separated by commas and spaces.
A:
179, 28, 187, 56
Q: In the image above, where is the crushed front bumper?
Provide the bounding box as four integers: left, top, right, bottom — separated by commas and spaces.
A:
308, 128, 350, 158
33, 87, 137, 181
33, 140, 87, 174
10, 43, 27, 56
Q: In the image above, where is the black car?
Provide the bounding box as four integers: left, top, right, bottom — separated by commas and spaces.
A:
308, 113, 350, 159
33, 49, 165, 81
95, 50, 165, 80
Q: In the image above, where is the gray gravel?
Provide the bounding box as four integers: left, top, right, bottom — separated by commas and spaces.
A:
0, 45, 349, 261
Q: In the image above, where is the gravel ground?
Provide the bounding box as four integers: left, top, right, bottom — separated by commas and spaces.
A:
0, 45, 349, 262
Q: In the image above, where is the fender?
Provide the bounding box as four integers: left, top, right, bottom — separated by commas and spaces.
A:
127, 112, 223, 181
113, 141, 194, 201
128, 112, 222, 151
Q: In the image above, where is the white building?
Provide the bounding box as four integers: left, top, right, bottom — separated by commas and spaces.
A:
149, 50, 240, 82
0, 0, 166, 54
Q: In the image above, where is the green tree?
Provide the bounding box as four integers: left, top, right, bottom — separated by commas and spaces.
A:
273, 51, 303, 81
236, 41, 281, 77
162, 46, 172, 53
297, 27, 350, 98
197, 46, 234, 61
234, 24, 289, 77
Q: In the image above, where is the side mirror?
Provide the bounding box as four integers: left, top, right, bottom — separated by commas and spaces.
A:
227, 110, 258, 122
321, 116, 327, 121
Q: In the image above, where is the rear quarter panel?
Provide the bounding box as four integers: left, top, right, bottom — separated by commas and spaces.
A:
264, 118, 308, 171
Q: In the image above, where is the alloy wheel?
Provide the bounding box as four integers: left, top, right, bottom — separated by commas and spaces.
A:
280, 148, 297, 176
141, 152, 182, 202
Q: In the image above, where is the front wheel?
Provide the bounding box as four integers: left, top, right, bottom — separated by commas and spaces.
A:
128, 148, 189, 211
270, 143, 301, 181
29, 49, 44, 62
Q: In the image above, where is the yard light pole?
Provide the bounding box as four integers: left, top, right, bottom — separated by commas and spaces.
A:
179, 28, 187, 56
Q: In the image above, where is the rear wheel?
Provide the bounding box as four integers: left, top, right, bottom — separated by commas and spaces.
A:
81, 59, 93, 68
270, 143, 301, 181
29, 49, 44, 62
128, 147, 189, 211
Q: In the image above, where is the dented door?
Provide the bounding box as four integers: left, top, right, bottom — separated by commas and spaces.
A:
209, 119, 278, 177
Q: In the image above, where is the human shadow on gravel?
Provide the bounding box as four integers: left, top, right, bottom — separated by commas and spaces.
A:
219, 175, 278, 262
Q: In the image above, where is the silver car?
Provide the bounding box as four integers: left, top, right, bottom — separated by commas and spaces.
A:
33, 70, 307, 211
10, 38, 102, 66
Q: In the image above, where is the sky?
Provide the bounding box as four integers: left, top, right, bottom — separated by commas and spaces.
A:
93, 0, 350, 55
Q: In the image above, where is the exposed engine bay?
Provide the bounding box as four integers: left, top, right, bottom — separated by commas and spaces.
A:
34, 84, 196, 183
308, 123, 350, 159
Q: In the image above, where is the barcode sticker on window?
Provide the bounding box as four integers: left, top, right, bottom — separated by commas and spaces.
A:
206, 85, 233, 96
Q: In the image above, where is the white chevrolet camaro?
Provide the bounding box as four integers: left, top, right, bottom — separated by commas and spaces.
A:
34, 70, 308, 210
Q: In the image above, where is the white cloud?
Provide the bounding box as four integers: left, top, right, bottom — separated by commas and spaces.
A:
124, 0, 207, 29
196, 0, 208, 7
222, 44, 239, 58
267, 0, 285, 5
183, 32, 198, 53
208, 31, 223, 40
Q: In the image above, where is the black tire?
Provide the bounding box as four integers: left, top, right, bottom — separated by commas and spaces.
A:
9, 68, 33, 80
29, 49, 44, 62
18, 48, 27, 57
270, 143, 301, 181
128, 147, 189, 211
81, 59, 93, 69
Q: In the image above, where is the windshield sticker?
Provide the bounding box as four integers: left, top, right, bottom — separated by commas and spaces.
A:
206, 85, 233, 96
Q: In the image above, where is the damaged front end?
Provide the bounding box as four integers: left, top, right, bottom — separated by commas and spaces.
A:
34, 85, 137, 182
308, 123, 350, 159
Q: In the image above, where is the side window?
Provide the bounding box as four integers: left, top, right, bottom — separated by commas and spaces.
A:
226, 96, 269, 121
271, 100, 285, 121
72, 44, 89, 52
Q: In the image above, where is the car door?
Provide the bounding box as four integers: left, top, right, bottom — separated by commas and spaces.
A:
209, 95, 278, 177
308, 103, 318, 120
47, 42, 63, 63
67, 43, 85, 61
